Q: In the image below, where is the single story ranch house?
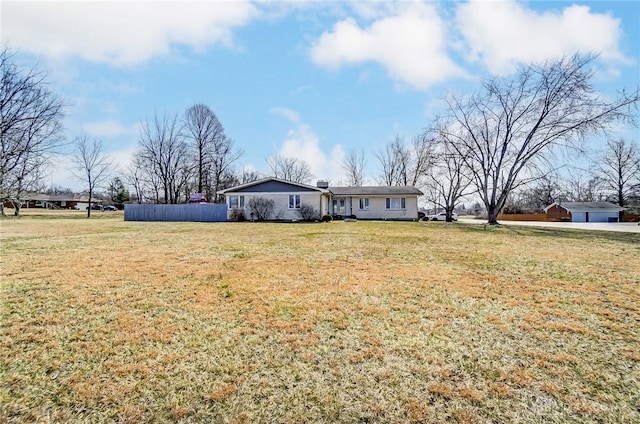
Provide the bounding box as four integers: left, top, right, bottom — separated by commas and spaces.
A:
543, 201, 625, 223
218, 178, 423, 221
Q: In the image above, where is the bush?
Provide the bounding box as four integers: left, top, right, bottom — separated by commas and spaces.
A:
321, 214, 332, 222
229, 209, 245, 222
299, 204, 320, 221
247, 196, 274, 221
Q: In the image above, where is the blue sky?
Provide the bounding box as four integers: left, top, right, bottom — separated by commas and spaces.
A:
2, 0, 639, 190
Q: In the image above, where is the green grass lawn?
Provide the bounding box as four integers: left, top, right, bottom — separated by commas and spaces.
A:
1, 212, 639, 423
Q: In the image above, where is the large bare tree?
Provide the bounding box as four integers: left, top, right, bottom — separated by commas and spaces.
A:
442, 54, 638, 224
424, 129, 473, 221
0, 47, 64, 216
594, 138, 640, 207
267, 155, 313, 183
137, 113, 190, 204
183, 104, 241, 202
341, 149, 367, 186
376, 135, 435, 186
71, 136, 112, 218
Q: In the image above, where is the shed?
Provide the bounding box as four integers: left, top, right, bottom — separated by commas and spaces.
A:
543, 202, 625, 223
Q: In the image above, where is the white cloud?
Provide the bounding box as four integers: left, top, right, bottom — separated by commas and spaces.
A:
310, 2, 465, 90
270, 107, 301, 123
2, 1, 258, 66
274, 120, 345, 182
456, 0, 627, 75
46, 145, 138, 192
82, 120, 137, 138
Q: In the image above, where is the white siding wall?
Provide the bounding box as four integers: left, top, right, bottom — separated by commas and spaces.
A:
228, 192, 325, 220
351, 196, 419, 220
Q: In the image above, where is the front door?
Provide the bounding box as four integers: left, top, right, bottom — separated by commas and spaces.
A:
332, 198, 346, 215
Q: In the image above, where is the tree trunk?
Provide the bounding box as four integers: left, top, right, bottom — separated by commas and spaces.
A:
13, 203, 21, 217
618, 187, 624, 207
87, 190, 92, 218
487, 208, 500, 225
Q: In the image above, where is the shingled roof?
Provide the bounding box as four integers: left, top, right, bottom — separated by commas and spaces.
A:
329, 186, 423, 196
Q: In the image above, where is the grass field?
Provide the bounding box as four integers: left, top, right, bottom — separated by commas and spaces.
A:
1, 211, 639, 423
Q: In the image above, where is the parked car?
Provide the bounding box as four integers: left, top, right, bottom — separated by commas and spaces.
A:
86, 204, 103, 211
428, 212, 458, 221
103, 205, 117, 211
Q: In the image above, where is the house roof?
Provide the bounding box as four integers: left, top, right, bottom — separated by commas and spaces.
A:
218, 178, 424, 197
188, 193, 207, 202
329, 186, 424, 196
19, 193, 99, 202
217, 177, 329, 194
544, 201, 625, 212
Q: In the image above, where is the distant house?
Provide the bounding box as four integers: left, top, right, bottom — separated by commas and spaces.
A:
188, 193, 207, 203
218, 178, 423, 221
3, 193, 101, 210
543, 201, 625, 223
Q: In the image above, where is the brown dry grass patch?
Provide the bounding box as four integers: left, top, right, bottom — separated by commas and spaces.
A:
1, 212, 639, 422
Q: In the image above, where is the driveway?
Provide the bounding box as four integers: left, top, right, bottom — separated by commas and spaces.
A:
457, 218, 640, 234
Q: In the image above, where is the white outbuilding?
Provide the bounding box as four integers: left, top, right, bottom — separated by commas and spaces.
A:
544, 201, 625, 223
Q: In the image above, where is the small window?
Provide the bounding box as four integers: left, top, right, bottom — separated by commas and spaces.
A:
359, 198, 369, 210
386, 197, 406, 209
289, 194, 301, 209
228, 195, 244, 209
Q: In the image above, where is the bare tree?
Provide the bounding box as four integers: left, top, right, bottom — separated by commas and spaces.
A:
562, 168, 604, 202
409, 133, 437, 187
209, 136, 242, 202
423, 129, 473, 221
0, 47, 64, 216
442, 54, 639, 224
341, 149, 367, 186
137, 113, 189, 204
376, 135, 407, 186
71, 136, 112, 218
376, 135, 435, 186
124, 157, 147, 203
239, 167, 261, 184
267, 155, 313, 183
505, 175, 562, 213
594, 138, 640, 207
183, 104, 241, 202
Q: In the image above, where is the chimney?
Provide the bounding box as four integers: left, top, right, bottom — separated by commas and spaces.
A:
316, 180, 329, 189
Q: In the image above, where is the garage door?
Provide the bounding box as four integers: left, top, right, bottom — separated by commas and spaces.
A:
589, 212, 615, 223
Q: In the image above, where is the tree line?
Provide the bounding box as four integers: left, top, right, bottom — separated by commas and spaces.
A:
2, 45, 638, 222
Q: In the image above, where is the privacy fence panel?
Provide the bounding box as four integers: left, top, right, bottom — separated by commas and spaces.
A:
124, 204, 228, 222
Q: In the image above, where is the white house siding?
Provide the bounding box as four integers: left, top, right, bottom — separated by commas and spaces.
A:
351, 196, 419, 220
229, 191, 326, 221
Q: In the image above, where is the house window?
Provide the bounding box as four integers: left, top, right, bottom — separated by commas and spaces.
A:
359, 197, 369, 210
385, 197, 406, 209
289, 194, 301, 209
228, 195, 244, 209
